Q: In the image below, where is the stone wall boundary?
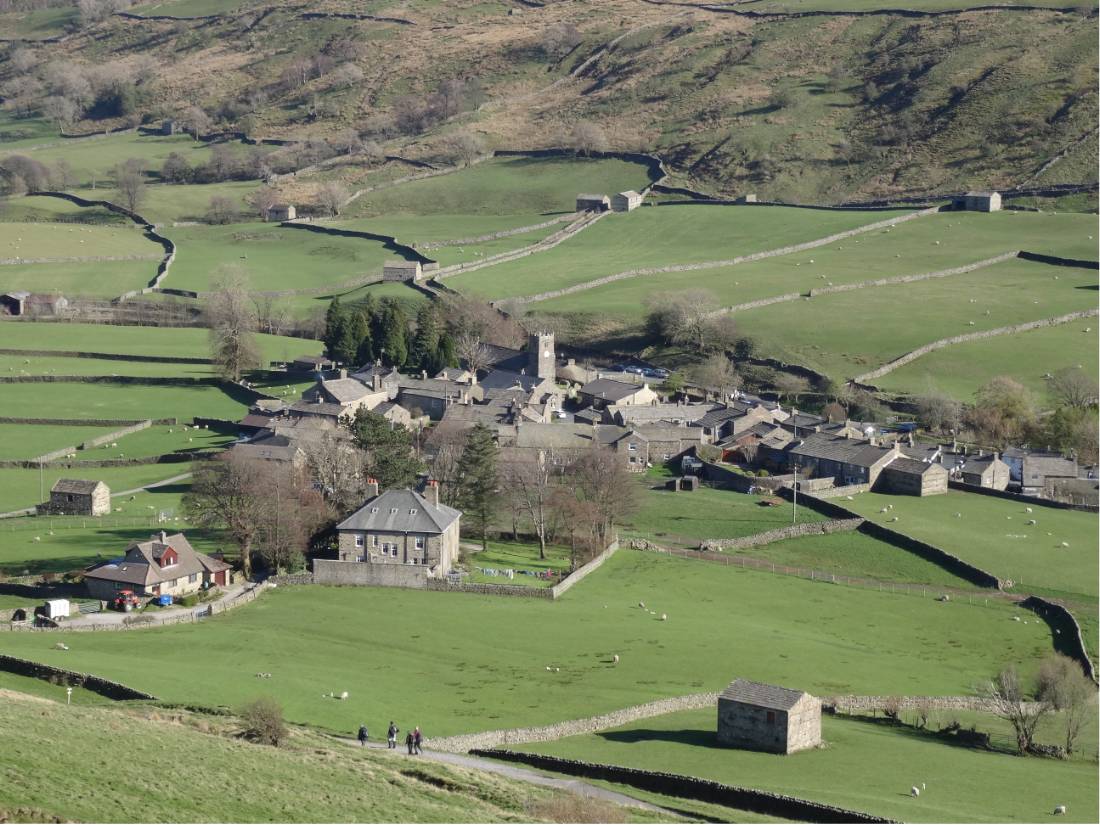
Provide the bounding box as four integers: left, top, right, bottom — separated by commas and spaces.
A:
426, 579, 554, 598
0, 416, 175, 427
0, 653, 155, 700
0, 253, 162, 266
803, 251, 1018, 299
470, 749, 895, 823
505, 208, 937, 305
946, 480, 1098, 512
1019, 597, 1096, 683
0, 348, 211, 365
854, 309, 1100, 383
700, 519, 863, 551
415, 216, 571, 250
80, 420, 153, 450
550, 539, 619, 597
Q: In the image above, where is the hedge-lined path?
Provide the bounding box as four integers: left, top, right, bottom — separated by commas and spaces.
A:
331, 736, 675, 815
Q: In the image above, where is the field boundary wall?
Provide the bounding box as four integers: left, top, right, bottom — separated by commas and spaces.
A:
0, 653, 155, 700
1017, 251, 1100, 270
946, 481, 1098, 512
854, 309, 1100, 383
504, 208, 936, 305
1019, 597, 1096, 683
699, 519, 863, 551
0, 416, 175, 426
0, 348, 211, 365
469, 749, 895, 823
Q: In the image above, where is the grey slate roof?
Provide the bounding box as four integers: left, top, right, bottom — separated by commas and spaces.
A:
84, 532, 228, 587
319, 377, 374, 404
336, 489, 460, 535
479, 369, 543, 393
289, 400, 345, 418
579, 378, 646, 402
51, 479, 104, 495
720, 678, 809, 710
501, 423, 626, 450
884, 457, 943, 476
789, 433, 896, 468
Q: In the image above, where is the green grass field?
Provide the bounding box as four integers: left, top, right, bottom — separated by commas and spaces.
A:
344, 156, 653, 219
0, 354, 216, 379
463, 540, 572, 588
2, 195, 127, 224
514, 708, 1099, 824
843, 491, 1099, 602
0, 221, 160, 260
449, 205, 914, 301
0, 486, 228, 575
527, 210, 1097, 318
0, 423, 119, 461
0, 260, 156, 297
731, 258, 1097, 383
69, 180, 261, 224
0, 692, 591, 825
129, 0, 257, 16
0, 382, 251, 424
622, 476, 826, 548
0, 323, 320, 363
0, 671, 116, 706
72, 422, 235, 459
875, 320, 1100, 401
161, 221, 396, 294
0, 551, 1054, 736
0, 463, 194, 516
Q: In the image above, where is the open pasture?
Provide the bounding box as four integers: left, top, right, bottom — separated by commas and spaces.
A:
0, 382, 251, 424
515, 707, 1099, 824
448, 205, 914, 300
873, 320, 1100, 401
344, 155, 653, 219
527, 209, 1098, 318
623, 474, 826, 547
2, 195, 127, 224
0, 323, 321, 363
843, 491, 1099, 603
0, 551, 1054, 736
0, 423, 120, 461
0, 221, 160, 261
731, 258, 1097, 384
162, 222, 397, 294
69, 180, 261, 225
0, 354, 217, 379
129, 0, 259, 15
0, 462, 194, 515
0, 260, 155, 297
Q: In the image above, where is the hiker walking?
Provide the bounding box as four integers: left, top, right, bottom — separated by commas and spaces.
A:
357, 724, 369, 746
405, 729, 415, 755
387, 721, 399, 750
413, 726, 422, 755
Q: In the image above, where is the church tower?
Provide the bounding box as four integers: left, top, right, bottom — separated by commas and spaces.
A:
527, 332, 555, 380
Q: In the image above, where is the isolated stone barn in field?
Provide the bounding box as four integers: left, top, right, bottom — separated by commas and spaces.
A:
717, 678, 821, 754
383, 259, 423, 282
958, 191, 1001, 212
38, 479, 111, 516
611, 190, 643, 212
576, 193, 611, 212
268, 203, 297, 221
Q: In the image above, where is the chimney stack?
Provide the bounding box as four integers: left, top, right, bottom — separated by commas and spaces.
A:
339, 368, 348, 380
365, 477, 379, 499
421, 370, 428, 380
372, 372, 381, 391
159, 530, 167, 544
425, 479, 439, 507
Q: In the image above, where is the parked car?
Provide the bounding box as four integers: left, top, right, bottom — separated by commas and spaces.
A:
624, 366, 645, 375
110, 590, 142, 612
644, 367, 670, 379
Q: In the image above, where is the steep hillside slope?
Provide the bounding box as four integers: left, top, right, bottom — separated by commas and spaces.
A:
0, 0, 1095, 203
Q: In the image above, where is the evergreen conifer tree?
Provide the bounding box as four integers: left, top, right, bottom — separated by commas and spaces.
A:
456, 423, 498, 550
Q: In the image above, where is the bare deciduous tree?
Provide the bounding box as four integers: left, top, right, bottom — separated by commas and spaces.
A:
205, 194, 237, 225
566, 448, 638, 546
248, 186, 280, 220
1037, 654, 1096, 755
689, 354, 741, 401
304, 431, 370, 515
455, 331, 491, 378
570, 120, 608, 156
501, 448, 564, 559
446, 130, 485, 167
113, 159, 146, 213
980, 665, 1052, 754
539, 21, 582, 58
915, 391, 961, 434
41, 95, 80, 133
316, 181, 349, 217
1048, 366, 1098, 409
206, 267, 260, 381
184, 452, 269, 580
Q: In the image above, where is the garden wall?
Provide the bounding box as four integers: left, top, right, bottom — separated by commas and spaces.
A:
946, 481, 1098, 512
469, 750, 895, 824
312, 559, 428, 589
426, 579, 553, 598
550, 539, 618, 598
0, 653, 155, 701
700, 519, 863, 551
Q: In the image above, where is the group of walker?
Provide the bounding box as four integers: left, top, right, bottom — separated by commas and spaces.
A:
357, 721, 423, 755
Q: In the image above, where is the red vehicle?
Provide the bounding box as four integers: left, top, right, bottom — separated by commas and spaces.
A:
110, 590, 142, 612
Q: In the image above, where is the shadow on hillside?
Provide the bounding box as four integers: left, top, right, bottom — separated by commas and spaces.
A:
599, 727, 722, 749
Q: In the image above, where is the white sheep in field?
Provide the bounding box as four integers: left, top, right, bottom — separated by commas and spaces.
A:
1054, 805, 1066, 815
911, 786, 920, 797
1027, 519, 1037, 525
339, 691, 348, 700
612, 654, 620, 664
638, 601, 645, 609
1061, 541, 1069, 548
1025, 507, 1033, 513
661, 613, 668, 621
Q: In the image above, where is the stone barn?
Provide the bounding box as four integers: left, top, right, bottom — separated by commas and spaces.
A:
38, 479, 111, 516
383, 259, 423, 282
958, 191, 1001, 212
161, 119, 179, 135
576, 193, 611, 212
611, 190, 643, 212
268, 204, 296, 221
877, 458, 949, 496
717, 678, 821, 754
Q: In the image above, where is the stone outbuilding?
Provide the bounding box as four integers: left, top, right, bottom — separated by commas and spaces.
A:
958, 191, 1001, 212
611, 190, 643, 212
576, 193, 611, 212
382, 259, 423, 282
878, 458, 949, 496
268, 204, 296, 221
717, 678, 821, 754
38, 479, 110, 516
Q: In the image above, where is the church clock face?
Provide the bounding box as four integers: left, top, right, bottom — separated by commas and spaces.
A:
543, 351, 551, 357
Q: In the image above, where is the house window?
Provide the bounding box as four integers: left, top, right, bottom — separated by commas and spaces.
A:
415, 537, 425, 550
410, 508, 417, 515
371, 535, 378, 547
391, 546, 398, 557
662, 453, 671, 460
627, 443, 638, 452
766, 711, 776, 725
371, 507, 379, 513
355, 535, 364, 548
629, 456, 637, 464
67, 494, 74, 503
188, 573, 198, 584
356, 555, 365, 563
390, 508, 398, 514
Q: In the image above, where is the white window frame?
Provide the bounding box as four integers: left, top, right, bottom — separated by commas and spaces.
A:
355, 535, 365, 548
415, 536, 425, 550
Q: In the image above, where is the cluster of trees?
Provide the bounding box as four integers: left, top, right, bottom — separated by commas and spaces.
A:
644, 289, 745, 357
159, 144, 270, 185
322, 296, 457, 375
915, 370, 1098, 464
392, 77, 486, 137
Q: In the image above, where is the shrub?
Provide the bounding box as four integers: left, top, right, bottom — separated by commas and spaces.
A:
755, 469, 769, 477
239, 697, 287, 747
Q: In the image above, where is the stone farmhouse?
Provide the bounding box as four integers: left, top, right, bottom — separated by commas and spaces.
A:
37, 479, 110, 516
786, 431, 949, 495
0, 291, 69, 317
301, 369, 390, 417
335, 480, 460, 575
608, 402, 719, 429
383, 259, 423, 282
611, 190, 643, 212
83, 531, 232, 601
577, 377, 659, 410
614, 426, 704, 471
940, 450, 1011, 490
576, 193, 611, 212
878, 457, 950, 496
717, 679, 821, 755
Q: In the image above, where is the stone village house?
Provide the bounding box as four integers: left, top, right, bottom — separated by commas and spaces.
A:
335, 480, 460, 576
83, 532, 232, 601
717, 678, 821, 755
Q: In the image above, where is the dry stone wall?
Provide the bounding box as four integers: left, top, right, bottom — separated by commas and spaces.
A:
700, 518, 863, 551
0, 653, 155, 700
804, 251, 1018, 298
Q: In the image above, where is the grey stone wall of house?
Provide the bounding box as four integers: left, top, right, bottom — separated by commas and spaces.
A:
312, 559, 429, 588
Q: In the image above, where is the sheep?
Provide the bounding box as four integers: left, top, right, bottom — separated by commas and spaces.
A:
54, 642, 69, 651
661, 613, 668, 621
1054, 805, 1066, 815
612, 654, 620, 664
1026, 519, 1037, 525
1061, 541, 1069, 548
33, 536, 40, 542
954, 513, 962, 518
922, 783, 926, 791
880, 507, 889, 514
339, 691, 349, 700
1025, 507, 1033, 513
638, 601, 645, 609
911, 787, 920, 797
